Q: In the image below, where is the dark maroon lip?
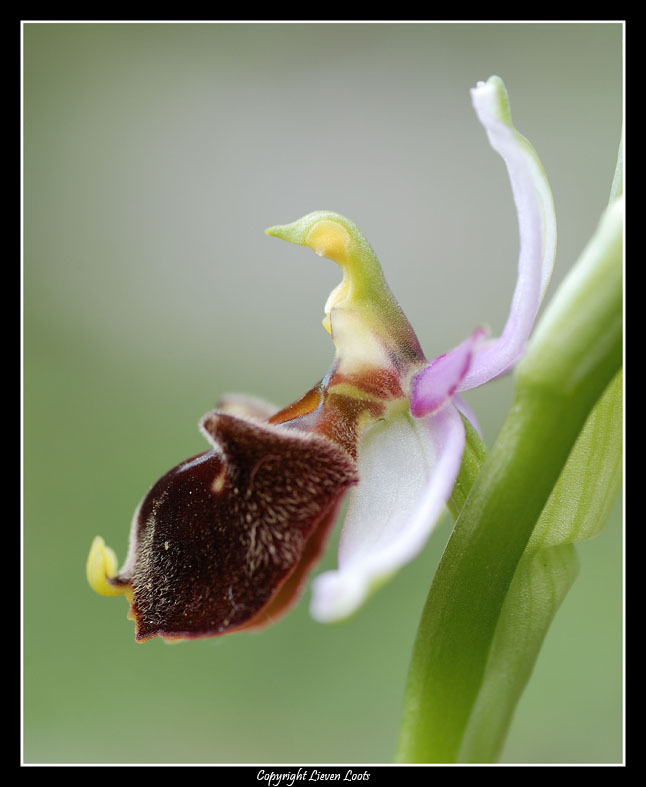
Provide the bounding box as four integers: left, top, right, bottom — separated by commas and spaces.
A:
116, 412, 358, 642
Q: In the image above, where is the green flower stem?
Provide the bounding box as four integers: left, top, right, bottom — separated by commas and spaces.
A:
458, 369, 622, 763
458, 542, 580, 762
396, 196, 623, 763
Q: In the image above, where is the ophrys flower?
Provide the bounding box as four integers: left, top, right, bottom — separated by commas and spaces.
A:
87, 76, 555, 641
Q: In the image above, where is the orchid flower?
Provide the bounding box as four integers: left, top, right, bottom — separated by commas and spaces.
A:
87, 76, 556, 642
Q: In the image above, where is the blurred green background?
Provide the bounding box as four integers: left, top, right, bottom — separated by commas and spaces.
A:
24, 22, 623, 764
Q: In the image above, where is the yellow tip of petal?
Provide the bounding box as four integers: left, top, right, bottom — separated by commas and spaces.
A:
86, 536, 127, 597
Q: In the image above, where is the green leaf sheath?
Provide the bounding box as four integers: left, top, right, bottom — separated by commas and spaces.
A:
396, 196, 623, 763
458, 369, 622, 763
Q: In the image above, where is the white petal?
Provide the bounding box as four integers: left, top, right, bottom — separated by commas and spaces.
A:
309, 405, 465, 622
459, 76, 557, 391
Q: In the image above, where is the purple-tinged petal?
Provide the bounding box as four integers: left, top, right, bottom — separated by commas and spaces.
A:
410, 328, 487, 418
458, 76, 557, 392
309, 404, 465, 622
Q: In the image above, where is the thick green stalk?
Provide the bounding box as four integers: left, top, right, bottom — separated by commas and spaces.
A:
458, 369, 622, 762
396, 196, 622, 763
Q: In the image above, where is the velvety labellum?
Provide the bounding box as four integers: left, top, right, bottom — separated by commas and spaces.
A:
115, 412, 358, 641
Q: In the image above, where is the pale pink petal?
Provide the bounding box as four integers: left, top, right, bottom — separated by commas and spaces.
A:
458, 77, 556, 391
309, 405, 465, 622
409, 328, 487, 418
